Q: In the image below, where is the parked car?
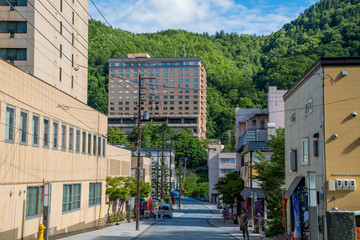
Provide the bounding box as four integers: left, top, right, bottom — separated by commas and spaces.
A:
159, 204, 173, 218
355, 211, 360, 239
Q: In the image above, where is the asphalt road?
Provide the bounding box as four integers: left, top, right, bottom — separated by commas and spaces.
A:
134, 198, 235, 240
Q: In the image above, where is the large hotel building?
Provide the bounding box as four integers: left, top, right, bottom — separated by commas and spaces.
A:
108, 53, 207, 138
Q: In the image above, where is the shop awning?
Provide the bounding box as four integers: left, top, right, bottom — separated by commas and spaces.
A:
285, 176, 305, 199
240, 188, 265, 199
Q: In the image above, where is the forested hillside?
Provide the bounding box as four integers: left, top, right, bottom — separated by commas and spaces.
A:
88, 0, 360, 146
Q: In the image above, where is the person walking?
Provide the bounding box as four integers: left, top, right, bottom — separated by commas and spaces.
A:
258, 213, 266, 239
153, 208, 157, 221
240, 209, 249, 240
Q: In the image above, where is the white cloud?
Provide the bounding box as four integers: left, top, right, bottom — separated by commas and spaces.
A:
89, 0, 312, 35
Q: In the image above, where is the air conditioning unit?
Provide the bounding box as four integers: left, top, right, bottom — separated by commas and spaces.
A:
343, 179, 349, 190
349, 179, 356, 191
335, 179, 343, 190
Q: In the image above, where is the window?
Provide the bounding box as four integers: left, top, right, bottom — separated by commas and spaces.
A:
251, 120, 256, 127
60, 0, 62, 11
32, 114, 39, 146
0, 21, 27, 33
88, 133, 92, 154
72, 11, 74, 24
313, 140, 319, 157
62, 184, 81, 213
19, 110, 28, 144
0, 0, 27, 6
98, 136, 101, 156
289, 150, 297, 171
305, 99, 312, 115
308, 172, 317, 207
26, 186, 42, 217
43, 118, 50, 148
93, 135, 97, 156
71, 54, 74, 67
302, 138, 309, 165
71, 76, 74, 88
89, 182, 102, 206
102, 138, 106, 157
75, 129, 80, 153
260, 120, 265, 129
220, 158, 236, 164
219, 169, 235, 174
82, 131, 86, 154
0, 48, 26, 60
53, 121, 58, 149
59, 67, 62, 81
60, 21, 62, 35
61, 124, 67, 151
68, 126, 74, 152
290, 111, 296, 124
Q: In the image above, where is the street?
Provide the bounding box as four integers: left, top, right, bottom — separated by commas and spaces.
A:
134, 198, 235, 240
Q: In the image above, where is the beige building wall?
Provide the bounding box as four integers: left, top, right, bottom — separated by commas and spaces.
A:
131, 156, 152, 184
324, 66, 360, 211
0, 0, 88, 103
0, 60, 131, 240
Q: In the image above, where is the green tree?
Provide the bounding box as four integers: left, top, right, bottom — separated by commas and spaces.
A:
253, 129, 285, 237
214, 171, 244, 205
182, 172, 199, 196
107, 127, 130, 147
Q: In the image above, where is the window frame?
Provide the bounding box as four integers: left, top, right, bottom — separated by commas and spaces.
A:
25, 185, 42, 218
43, 117, 50, 148
19, 109, 28, 145
68, 126, 74, 152
289, 149, 298, 172
89, 182, 102, 207
62, 183, 81, 213
32, 114, 40, 147
290, 111, 296, 124
5, 105, 16, 143
75, 128, 80, 153
88, 133, 92, 155
302, 138, 309, 165
305, 99, 313, 116
61, 123, 67, 151
82, 130, 86, 154
53, 121, 59, 150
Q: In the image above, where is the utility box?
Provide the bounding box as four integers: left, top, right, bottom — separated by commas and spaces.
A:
336, 179, 343, 190
343, 179, 349, 190
328, 180, 336, 191
349, 179, 356, 191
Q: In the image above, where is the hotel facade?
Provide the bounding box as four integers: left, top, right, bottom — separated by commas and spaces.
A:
108, 53, 207, 138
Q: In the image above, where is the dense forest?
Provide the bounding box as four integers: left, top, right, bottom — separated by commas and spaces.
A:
88, 0, 360, 146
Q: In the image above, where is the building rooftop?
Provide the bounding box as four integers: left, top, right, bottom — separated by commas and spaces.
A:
108, 56, 203, 63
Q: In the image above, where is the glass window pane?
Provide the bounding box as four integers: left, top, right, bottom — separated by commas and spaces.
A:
18, 22, 27, 33
5, 106, 15, 142
32, 115, 39, 146
20, 111, 28, 144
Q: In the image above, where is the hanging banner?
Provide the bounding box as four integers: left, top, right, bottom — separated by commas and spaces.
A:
282, 193, 288, 227
292, 193, 301, 235
117, 198, 125, 216
255, 200, 262, 217
298, 187, 309, 233
148, 197, 153, 211
241, 201, 247, 213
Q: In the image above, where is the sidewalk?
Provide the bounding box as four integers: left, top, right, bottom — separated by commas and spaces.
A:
196, 199, 271, 240
52, 213, 183, 240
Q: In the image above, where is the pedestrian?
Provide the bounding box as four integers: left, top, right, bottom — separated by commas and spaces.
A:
222, 207, 226, 223
153, 208, 157, 221
240, 209, 249, 240
258, 213, 266, 239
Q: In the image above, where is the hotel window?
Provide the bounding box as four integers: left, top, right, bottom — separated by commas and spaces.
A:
26, 186, 42, 218
88, 133, 92, 155
53, 121, 58, 149
69, 126, 74, 152
43, 118, 50, 148
93, 135, 97, 156
19, 110, 28, 144
305, 99, 312, 116
0, 21, 27, 34
0, 0, 27, 6
193, 95, 197, 99
82, 131, 86, 154
194, 73, 198, 76
194, 84, 198, 87
185, 84, 189, 88
89, 182, 102, 206
178, 107, 183, 110
289, 149, 297, 171
75, 129, 80, 153
185, 67, 189, 71
185, 78, 189, 82
5, 105, 15, 142
302, 138, 309, 165
194, 67, 198, 70
290, 111, 296, 124
194, 90, 198, 93
185, 73, 189, 76
194, 78, 198, 82
179, 73, 183, 76
0, 48, 26, 61
62, 184, 81, 213
32, 114, 39, 147
61, 124, 67, 151
164, 73, 168, 77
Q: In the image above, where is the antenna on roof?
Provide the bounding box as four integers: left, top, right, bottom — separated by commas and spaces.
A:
183, 44, 186, 57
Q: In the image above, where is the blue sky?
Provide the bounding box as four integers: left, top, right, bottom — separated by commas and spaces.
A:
89, 0, 319, 36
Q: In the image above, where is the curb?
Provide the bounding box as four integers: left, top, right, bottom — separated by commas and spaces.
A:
131, 219, 162, 240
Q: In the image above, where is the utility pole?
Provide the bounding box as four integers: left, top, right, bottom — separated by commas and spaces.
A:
136, 76, 154, 231
160, 130, 165, 201
178, 158, 182, 213
136, 75, 141, 231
